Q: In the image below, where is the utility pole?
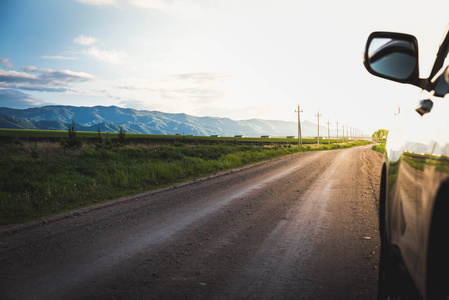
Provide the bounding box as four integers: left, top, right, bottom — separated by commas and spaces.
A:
336, 120, 339, 143
327, 119, 331, 145
342, 124, 345, 141
295, 105, 303, 147
315, 110, 322, 145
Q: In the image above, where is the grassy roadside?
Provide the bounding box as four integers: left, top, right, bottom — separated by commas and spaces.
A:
371, 141, 386, 154
1, 140, 369, 225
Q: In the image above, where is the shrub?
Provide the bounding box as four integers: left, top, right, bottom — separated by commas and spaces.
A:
117, 126, 126, 145
61, 120, 82, 150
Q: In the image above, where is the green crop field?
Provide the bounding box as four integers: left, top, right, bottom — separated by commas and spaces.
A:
0, 128, 115, 138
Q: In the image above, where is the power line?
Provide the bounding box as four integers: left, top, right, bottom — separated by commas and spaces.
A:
295, 105, 303, 147
336, 120, 339, 143
315, 110, 322, 145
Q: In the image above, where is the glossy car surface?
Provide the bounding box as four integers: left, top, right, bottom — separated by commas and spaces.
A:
364, 27, 449, 299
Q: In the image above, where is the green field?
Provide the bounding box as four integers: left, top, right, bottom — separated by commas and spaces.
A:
0, 128, 345, 144
0, 129, 369, 225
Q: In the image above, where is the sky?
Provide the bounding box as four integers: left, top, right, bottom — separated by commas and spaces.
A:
1, 0, 449, 135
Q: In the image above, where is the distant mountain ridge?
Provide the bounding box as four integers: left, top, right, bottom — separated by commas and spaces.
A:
0, 105, 330, 137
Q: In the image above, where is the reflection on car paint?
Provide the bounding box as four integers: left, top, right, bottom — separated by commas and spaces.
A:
385, 100, 449, 295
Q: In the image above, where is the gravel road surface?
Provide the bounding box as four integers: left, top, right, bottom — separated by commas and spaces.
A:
1, 145, 382, 299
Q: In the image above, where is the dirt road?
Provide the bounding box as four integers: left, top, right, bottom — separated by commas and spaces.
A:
1, 145, 382, 300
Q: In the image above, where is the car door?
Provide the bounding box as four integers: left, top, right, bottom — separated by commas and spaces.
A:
413, 97, 449, 292
386, 106, 425, 279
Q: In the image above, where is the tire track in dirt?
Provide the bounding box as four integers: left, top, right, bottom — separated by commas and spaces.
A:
216, 148, 360, 299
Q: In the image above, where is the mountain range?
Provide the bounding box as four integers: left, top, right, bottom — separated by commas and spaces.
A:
0, 105, 332, 137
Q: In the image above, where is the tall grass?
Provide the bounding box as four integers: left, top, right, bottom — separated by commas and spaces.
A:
0, 140, 369, 224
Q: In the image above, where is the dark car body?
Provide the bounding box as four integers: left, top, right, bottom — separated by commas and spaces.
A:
364, 27, 449, 299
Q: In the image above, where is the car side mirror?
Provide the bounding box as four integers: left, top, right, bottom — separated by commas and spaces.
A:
364, 32, 420, 85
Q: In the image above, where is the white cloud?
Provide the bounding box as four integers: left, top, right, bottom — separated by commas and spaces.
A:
119, 99, 156, 111
73, 0, 118, 6
40, 69, 97, 84
0, 69, 38, 83
0, 67, 96, 92
0, 89, 44, 108
175, 72, 235, 84
73, 35, 97, 45
83, 47, 126, 64
127, 0, 207, 20
159, 87, 228, 104
40, 55, 78, 60
0, 58, 14, 68
127, 0, 170, 10
73, 35, 127, 65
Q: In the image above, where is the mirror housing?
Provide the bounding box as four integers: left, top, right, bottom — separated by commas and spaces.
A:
433, 66, 449, 97
364, 32, 420, 86
445, 66, 449, 85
